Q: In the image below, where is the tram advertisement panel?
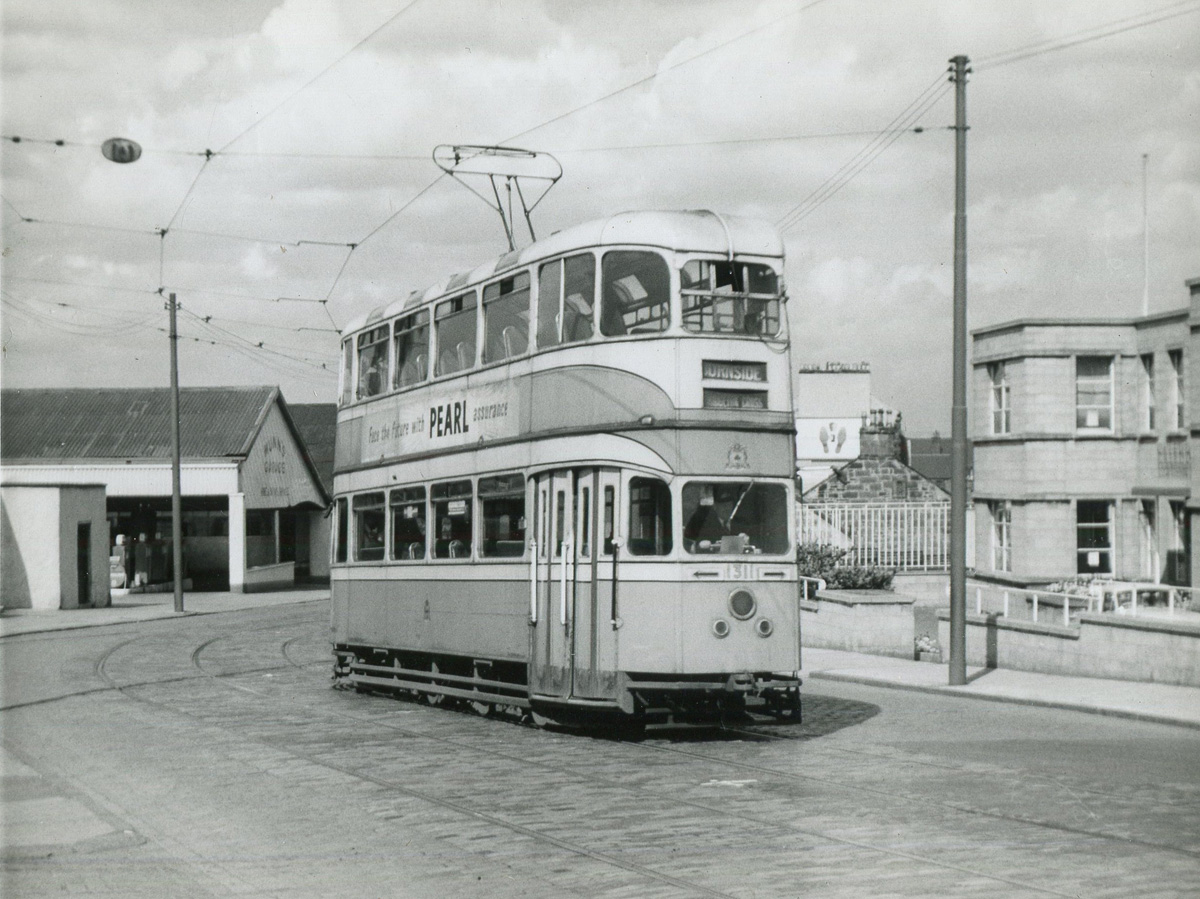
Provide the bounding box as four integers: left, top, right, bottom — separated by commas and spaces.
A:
360, 382, 519, 462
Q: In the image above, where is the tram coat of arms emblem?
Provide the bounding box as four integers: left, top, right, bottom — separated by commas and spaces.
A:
725, 442, 750, 471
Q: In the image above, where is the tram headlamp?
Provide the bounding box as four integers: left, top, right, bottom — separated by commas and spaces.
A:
755, 618, 774, 638
729, 589, 756, 620
711, 619, 731, 638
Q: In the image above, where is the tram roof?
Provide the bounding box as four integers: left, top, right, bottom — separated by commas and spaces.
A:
342, 210, 784, 336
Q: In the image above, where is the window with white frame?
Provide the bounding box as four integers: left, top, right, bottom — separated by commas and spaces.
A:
1169, 349, 1185, 429
1075, 356, 1113, 430
1140, 353, 1155, 431
1076, 500, 1113, 574
990, 500, 1011, 572
988, 362, 1010, 434
1169, 499, 1189, 583
1138, 499, 1158, 582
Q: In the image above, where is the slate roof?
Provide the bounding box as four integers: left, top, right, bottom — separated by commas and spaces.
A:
287, 403, 337, 494
2, 387, 280, 461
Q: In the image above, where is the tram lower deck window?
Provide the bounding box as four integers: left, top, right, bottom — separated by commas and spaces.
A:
479, 473, 525, 557
353, 492, 386, 561
390, 486, 427, 560
433, 480, 473, 559
334, 498, 348, 563
682, 482, 789, 555
628, 477, 672, 556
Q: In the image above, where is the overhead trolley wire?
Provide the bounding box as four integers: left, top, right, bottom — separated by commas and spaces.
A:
321, 0, 835, 310
214, 0, 423, 154
502, 0, 832, 145
776, 72, 950, 233
975, 0, 1200, 70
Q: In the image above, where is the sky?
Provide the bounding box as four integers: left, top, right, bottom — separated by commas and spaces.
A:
2, 0, 1198, 433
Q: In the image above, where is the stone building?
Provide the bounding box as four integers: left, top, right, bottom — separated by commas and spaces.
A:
805, 412, 950, 504
971, 277, 1200, 586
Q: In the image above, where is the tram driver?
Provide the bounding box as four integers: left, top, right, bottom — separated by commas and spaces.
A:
683, 484, 750, 554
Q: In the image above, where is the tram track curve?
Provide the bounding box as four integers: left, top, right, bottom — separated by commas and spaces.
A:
45, 614, 1191, 897
93, 625, 1185, 897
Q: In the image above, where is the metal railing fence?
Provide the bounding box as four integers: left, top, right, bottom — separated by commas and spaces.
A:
965, 578, 1200, 627
799, 502, 950, 571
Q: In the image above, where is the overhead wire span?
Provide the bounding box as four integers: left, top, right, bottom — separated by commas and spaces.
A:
1, 134, 205, 157
215, 0, 423, 154
502, 0, 831, 145
164, 325, 337, 383
2, 275, 162, 298
776, 73, 950, 233
178, 308, 339, 335
975, 0, 1200, 70
551, 130, 891, 154
179, 307, 337, 365
323, 2, 833, 306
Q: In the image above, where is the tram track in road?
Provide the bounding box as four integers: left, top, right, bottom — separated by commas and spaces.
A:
718, 713, 1196, 799
72, 620, 1198, 896
101, 626, 1182, 897
94, 630, 749, 899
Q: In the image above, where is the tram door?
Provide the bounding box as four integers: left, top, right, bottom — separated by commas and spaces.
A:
529, 468, 621, 702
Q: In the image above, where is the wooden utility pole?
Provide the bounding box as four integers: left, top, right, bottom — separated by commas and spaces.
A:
948, 55, 969, 686
169, 292, 184, 613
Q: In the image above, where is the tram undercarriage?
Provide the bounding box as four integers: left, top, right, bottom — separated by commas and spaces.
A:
334, 644, 802, 730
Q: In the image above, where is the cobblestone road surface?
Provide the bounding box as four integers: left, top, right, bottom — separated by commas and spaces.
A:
3, 602, 1198, 898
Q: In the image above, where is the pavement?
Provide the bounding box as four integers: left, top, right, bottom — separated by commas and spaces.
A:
2, 587, 1198, 730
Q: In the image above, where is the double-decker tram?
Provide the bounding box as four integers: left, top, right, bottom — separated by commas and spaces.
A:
331, 209, 801, 727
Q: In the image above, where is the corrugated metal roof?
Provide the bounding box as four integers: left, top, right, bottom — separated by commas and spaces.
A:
1, 387, 278, 461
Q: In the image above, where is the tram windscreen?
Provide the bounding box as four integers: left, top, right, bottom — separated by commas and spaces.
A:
681, 481, 789, 555
680, 260, 782, 337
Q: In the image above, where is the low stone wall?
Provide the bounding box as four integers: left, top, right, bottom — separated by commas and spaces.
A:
937, 610, 1200, 687
801, 589, 916, 659
891, 572, 948, 606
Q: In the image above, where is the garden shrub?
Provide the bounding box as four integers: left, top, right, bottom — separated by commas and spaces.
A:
796, 542, 895, 591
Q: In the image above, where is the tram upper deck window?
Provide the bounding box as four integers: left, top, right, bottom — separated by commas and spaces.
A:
680, 260, 782, 336
432, 480, 473, 559
538, 254, 595, 347
353, 492, 386, 561
435, 292, 477, 377
682, 481, 789, 555
479, 473, 525, 557
390, 486, 427, 561
339, 340, 353, 406
356, 325, 389, 400
601, 251, 670, 336
393, 310, 430, 389
628, 476, 672, 556
483, 272, 530, 363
